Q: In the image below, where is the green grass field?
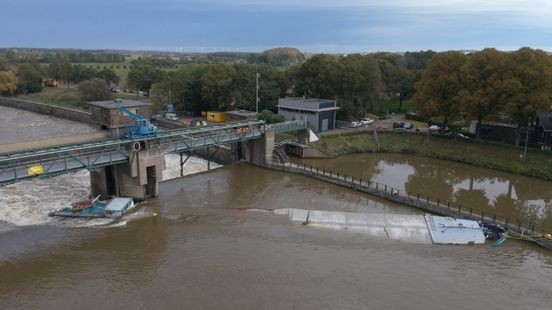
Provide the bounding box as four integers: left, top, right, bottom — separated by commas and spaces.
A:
17, 87, 83, 109
312, 131, 552, 181
74, 61, 185, 77
16, 87, 149, 110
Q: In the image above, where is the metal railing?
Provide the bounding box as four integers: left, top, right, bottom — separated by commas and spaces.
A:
266, 160, 549, 237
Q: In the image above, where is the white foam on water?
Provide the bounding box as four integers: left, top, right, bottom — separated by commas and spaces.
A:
0, 153, 219, 229
162, 154, 222, 181
0, 170, 91, 227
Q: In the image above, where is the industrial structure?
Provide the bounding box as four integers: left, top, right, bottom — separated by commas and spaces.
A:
0, 119, 308, 200
89, 99, 152, 137
277, 98, 340, 132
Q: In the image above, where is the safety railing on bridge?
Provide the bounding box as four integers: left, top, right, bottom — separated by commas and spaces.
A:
270, 118, 308, 135
0, 120, 268, 186
266, 160, 550, 239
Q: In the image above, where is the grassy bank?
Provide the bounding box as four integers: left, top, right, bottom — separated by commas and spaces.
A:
16, 87, 149, 110
17, 87, 83, 109
312, 131, 552, 181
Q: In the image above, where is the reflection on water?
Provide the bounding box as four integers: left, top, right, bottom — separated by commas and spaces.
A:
298, 153, 552, 231
1, 164, 552, 310
2, 107, 552, 309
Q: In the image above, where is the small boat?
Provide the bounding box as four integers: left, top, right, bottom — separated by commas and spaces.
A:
480, 221, 509, 241
71, 195, 100, 212
49, 197, 134, 219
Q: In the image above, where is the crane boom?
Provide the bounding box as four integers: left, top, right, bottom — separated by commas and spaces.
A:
115, 105, 158, 139
116, 105, 144, 121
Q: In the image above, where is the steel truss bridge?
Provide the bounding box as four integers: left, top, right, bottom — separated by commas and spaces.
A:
0, 119, 307, 186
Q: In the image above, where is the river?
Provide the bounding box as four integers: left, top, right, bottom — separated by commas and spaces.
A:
1, 109, 551, 309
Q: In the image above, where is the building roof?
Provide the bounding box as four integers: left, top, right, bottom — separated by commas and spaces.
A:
537, 112, 552, 131
89, 99, 151, 109
278, 98, 340, 112
104, 197, 133, 211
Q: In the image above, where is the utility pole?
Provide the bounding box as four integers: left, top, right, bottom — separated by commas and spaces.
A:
523, 128, 529, 163
255, 71, 260, 114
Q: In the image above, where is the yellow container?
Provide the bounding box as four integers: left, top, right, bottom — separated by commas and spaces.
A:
27, 164, 44, 176
206, 111, 227, 122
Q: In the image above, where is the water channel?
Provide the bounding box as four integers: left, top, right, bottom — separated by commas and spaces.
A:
1, 108, 551, 309
297, 153, 552, 232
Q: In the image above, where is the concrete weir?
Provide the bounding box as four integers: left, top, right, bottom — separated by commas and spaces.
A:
91, 147, 165, 201
273, 208, 486, 245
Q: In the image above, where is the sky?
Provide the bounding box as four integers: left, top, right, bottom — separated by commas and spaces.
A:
2, 0, 551, 53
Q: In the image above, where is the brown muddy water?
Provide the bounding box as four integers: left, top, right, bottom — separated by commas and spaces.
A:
1, 109, 552, 309
1, 164, 552, 310
297, 153, 552, 232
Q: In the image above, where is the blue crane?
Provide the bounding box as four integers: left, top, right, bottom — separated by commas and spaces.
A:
116, 105, 159, 139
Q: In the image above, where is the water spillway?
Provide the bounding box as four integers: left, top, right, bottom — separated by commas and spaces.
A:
273, 208, 486, 245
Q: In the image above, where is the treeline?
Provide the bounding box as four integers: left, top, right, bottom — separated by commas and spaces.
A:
130, 51, 433, 118
416, 48, 552, 139
3, 47, 550, 136
0, 47, 306, 67
0, 58, 119, 96
0, 48, 125, 63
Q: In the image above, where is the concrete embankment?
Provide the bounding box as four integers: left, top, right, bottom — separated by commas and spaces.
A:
261, 161, 549, 245
0, 96, 94, 125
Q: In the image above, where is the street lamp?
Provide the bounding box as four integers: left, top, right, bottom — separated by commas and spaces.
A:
256, 72, 260, 114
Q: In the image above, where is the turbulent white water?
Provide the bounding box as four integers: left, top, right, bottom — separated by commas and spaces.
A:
0, 154, 220, 230
162, 153, 221, 181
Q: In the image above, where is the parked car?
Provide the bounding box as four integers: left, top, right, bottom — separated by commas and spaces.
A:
428, 125, 440, 132
403, 122, 414, 130
350, 121, 362, 128
361, 118, 374, 126
393, 121, 404, 129
453, 132, 470, 139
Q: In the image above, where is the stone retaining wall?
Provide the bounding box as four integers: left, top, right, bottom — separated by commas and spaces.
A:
0, 96, 94, 125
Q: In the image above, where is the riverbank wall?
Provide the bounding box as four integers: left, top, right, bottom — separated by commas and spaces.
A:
0, 96, 94, 125
311, 131, 552, 181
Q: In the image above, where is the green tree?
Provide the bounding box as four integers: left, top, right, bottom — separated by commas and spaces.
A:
16, 63, 43, 94
78, 78, 112, 102
48, 62, 62, 80
70, 65, 97, 85
0, 56, 9, 71
128, 64, 164, 92
59, 62, 73, 87
0, 70, 18, 96
404, 50, 436, 70
292, 54, 338, 99
97, 68, 120, 86
415, 51, 467, 126
373, 52, 415, 112
201, 64, 237, 110
335, 54, 383, 119
269, 113, 285, 123
459, 48, 506, 138
500, 48, 552, 141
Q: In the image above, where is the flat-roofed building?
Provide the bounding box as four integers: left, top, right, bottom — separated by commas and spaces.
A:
89, 99, 152, 137
277, 98, 340, 132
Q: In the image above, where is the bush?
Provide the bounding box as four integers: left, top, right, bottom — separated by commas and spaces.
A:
259, 109, 274, 122
78, 78, 111, 102
270, 113, 285, 124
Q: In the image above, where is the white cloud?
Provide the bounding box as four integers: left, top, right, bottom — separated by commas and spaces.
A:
198, 0, 552, 27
